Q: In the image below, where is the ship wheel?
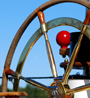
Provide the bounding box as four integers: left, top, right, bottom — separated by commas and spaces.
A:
2, 0, 90, 98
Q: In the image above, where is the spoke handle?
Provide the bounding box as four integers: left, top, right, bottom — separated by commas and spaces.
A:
84, 9, 90, 25
5, 68, 21, 79
5, 68, 14, 76
38, 11, 45, 24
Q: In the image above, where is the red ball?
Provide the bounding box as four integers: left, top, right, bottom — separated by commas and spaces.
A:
56, 31, 70, 48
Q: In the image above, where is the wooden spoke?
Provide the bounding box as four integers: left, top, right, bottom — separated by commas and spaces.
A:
66, 83, 90, 95
63, 9, 90, 84
5, 69, 50, 91
38, 11, 58, 78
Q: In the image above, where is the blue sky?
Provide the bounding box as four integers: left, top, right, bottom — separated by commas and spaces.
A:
0, 0, 86, 89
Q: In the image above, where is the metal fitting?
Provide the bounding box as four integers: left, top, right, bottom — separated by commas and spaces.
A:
40, 23, 47, 33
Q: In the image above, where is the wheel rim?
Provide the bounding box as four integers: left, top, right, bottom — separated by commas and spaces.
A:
13, 17, 84, 91
1, 0, 90, 97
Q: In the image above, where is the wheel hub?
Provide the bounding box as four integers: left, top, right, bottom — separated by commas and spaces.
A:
48, 81, 74, 98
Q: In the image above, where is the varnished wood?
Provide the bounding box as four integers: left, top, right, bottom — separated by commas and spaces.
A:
38, 11, 45, 24
5, 69, 14, 76
83, 9, 90, 25
59, 48, 70, 56
0, 92, 27, 97
60, 62, 90, 69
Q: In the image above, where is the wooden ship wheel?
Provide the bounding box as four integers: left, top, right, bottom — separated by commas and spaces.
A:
1, 0, 90, 98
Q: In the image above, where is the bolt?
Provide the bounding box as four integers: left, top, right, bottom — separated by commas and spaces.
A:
64, 58, 68, 62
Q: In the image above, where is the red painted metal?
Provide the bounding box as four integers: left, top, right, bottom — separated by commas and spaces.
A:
56, 31, 70, 49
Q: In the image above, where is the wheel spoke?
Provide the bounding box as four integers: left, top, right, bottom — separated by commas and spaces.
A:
38, 11, 58, 77
63, 10, 89, 83
20, 77, 50, 91
5, 69, 50, 91
45, 36, 58, 77
63, 33, 84, 83
66, 83, 90, 95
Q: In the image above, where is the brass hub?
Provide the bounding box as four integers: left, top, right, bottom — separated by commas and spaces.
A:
48, 81, 74, 98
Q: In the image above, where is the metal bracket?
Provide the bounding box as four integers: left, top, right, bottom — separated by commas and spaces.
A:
40, 23, 47, 33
